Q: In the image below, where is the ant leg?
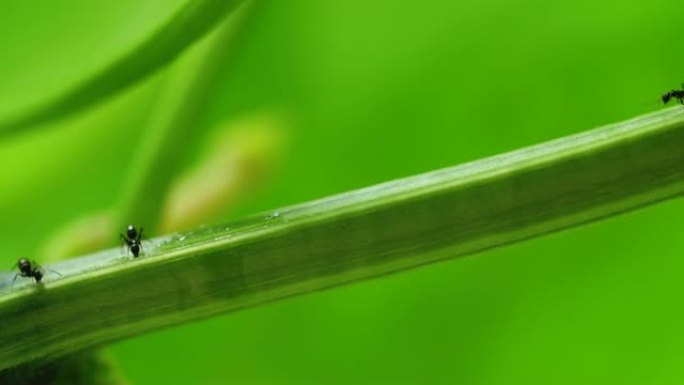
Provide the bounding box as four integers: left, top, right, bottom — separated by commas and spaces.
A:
12, 274, 19, 282
137, 228, 145, 254
120, 234, 130, 255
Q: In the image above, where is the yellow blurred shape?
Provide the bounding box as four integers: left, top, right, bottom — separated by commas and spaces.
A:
40, 211, 114, 262
159, 111, 287, 233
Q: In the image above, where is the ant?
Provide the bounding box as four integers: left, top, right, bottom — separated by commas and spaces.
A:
13, 258, 60, 284
662, 84, 684, 105
121, 225, 144, 257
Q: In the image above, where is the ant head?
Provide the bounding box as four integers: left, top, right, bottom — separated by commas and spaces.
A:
131, 244, 140, 257
17, 258, 31, 273
127, 225, 137, 239
662, 93, 672, 104
33, 270, 43, 283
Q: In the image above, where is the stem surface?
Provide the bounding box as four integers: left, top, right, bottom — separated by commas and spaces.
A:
2, 107, 684, 370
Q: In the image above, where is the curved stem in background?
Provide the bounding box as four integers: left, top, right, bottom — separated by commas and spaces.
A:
0, 0, 248, 137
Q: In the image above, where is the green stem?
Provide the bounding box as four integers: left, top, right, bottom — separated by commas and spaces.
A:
2, 107, 684, 370
0, 0, 247, 137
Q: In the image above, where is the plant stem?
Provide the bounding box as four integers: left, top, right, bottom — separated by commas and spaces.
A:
0, 0, 247, 137
2, 107, 684, 370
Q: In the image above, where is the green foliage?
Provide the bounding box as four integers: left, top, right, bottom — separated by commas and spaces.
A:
1, 0, 684, 384
114, 3, 252, 234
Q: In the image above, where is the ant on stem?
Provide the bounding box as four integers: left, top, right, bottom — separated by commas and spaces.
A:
13, 258, 61, 284
662, 84, 684, 105
121, 225, 144, 257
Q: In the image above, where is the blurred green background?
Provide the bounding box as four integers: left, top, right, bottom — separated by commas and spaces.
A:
2, 0, 684, 383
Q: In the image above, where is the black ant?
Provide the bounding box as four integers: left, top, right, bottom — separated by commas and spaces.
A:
121, 225, 144, 257
13, 258, 60, 284
662, 84, 684, 105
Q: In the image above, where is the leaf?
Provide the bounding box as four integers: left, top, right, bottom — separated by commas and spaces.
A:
0, 0, 248, 137
2, 107, 684, 370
